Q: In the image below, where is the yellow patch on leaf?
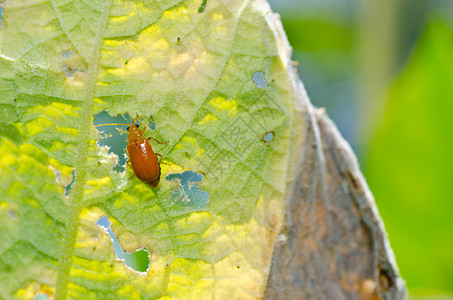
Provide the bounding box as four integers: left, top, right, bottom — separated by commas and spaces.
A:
209, 97, 238, 115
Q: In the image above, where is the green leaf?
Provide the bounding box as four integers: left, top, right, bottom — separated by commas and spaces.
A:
366, 19, 453, 295
0, 0, 301, 298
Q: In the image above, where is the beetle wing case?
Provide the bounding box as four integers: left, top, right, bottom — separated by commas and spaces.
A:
127, 138, 160, 185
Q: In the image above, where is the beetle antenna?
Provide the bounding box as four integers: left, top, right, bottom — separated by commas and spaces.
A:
94, 123, 130, 128
133, 115, 147, 124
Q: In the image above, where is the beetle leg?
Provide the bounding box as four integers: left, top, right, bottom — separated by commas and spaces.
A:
148, 136, 168, 144
155, 153, 163, 163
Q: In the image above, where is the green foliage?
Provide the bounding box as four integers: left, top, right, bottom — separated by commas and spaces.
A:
282, 18, 352, 53
0, 0, 301, 298
366, 20, 453, 294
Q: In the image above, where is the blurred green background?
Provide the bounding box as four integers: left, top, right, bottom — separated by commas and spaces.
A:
268, 0, 453, 297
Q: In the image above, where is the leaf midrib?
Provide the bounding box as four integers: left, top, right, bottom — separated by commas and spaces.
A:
53, 0, 113, 299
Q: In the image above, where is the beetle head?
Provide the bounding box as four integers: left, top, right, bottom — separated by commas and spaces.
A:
127, 123, 144, 142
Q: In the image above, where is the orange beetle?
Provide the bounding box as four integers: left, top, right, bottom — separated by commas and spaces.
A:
95, 115, 167, 188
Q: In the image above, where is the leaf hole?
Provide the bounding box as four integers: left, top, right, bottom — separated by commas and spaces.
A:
0, 0, 6, 30
64, 169, 75, 197
33, 294, 50, 300
165, 170, 209, 212
61, 50, 73, 58
148, 115, 156, 130
262, 131, 274, 144
97, 216, 150, 273
94, 111, 132, 172
252, 71, 267, 88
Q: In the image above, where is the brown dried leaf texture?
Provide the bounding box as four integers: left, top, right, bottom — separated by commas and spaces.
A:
264, 13, 407, 300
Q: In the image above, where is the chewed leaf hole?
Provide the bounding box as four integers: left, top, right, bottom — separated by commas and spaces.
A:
94, 111, 132, 172
252, 71, 267, 88
62, 49, 73, 58
97, 216, 150, 273
0, 1, 5, 30
262, 131, 274, 144
166, 171, 209, 212
64, 169, 75, 197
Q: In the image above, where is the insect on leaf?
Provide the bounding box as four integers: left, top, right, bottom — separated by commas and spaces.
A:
0, 0, 302, 299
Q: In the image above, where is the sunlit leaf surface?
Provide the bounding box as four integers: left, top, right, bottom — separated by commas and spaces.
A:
0, 0, 301, 298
